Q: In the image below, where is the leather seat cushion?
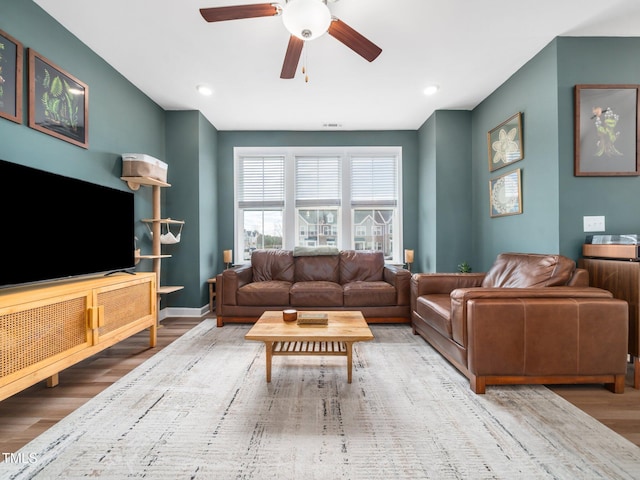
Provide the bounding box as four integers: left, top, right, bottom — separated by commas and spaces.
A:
237, 280, 292, 306
416, 294, 452, 338
343, 281, 396, 306
290, 281, 343, 307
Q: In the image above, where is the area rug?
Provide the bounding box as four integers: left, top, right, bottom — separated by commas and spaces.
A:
1, 320, 639, 479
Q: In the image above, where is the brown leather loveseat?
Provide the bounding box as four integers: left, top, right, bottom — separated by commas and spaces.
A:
411, 252, 629, 394
216, 248, 411, 326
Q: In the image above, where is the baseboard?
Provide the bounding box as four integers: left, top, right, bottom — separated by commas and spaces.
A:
159, 305, 210, 320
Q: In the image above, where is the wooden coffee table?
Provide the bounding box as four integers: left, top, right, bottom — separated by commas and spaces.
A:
245, 310, 374, 383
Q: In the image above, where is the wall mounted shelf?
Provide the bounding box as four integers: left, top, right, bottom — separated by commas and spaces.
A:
121, 176, 169, 190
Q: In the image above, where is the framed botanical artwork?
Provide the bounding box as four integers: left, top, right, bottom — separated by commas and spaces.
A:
574, 84, 639, 176
28, 49, 89, 148
487, 112, 523, 172
0, 29, 23, 124
489, 168, 522, 218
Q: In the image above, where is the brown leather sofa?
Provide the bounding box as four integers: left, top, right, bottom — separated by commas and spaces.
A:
216, 249, 411, 326
411, 252, 629, 394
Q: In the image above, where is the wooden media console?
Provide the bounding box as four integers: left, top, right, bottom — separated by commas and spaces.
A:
0, 272, 157, 402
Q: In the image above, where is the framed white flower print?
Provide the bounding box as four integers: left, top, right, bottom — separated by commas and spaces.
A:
487, 112, 523, 172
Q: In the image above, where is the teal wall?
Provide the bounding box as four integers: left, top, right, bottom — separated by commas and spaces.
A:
197, 114, 220, 300
163, 111, 218, 308
469, 41, 561, 271
557, 37, 640, 260
417, 111, 472, 272
0, 1, 222, 309
216, 130, 420, 270
417, 116, 437, 271
0, 1, 165, 195
464, 37, 640, 271
0, 0, 166, 281
6, 1, 640, 309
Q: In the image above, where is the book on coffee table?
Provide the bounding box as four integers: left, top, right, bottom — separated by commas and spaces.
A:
296, 312, 328, 325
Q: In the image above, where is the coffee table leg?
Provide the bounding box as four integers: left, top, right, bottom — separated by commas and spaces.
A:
346, 342, 353, 383
265, 341, 273, 382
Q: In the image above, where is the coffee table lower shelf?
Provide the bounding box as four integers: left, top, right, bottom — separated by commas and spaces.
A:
266, 340, 354, 382
273, 341, 347, 355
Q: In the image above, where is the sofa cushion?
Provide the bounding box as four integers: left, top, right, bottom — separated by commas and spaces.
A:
340, 250, 384, 284
343, 281, 396, 306
481, 253, 576, 288
251, 249, 294, 282
290, 281, 343, 307
416, 294, 453, 339
237, 280, 292, 306
294, 255, 340, 283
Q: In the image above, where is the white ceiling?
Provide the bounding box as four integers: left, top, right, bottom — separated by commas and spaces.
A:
34, 0, 640, 131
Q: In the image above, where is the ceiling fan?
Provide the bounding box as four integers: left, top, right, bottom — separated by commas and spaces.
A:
199, 0, 382, 79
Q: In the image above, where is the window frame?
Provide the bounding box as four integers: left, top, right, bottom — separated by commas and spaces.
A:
234, 146, 403, 263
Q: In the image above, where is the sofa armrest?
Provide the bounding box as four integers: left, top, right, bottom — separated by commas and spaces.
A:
384, 264, 412, 305
411, 273, 485, 296
450, 286, 615, 347
568, 268, 590, 287
220, 264, 253, 306
410, 273, 485, 313
451, 286, 613, 303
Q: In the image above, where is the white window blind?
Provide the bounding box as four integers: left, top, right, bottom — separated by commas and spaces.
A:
350, 156, 397, 206
238, 156, 285, 208
234, 146, 402, 262
295, 156, 341, 207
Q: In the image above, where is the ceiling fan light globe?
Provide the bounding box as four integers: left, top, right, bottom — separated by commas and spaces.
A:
282, 0, 332, 41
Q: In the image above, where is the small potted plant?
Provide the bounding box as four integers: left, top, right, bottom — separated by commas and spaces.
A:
457, 261, 472, 273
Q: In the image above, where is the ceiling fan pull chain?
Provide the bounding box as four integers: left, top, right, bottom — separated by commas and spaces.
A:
304, 43, 309, 83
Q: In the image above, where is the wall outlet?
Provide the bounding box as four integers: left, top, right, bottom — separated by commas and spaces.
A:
584, 216, 605, 232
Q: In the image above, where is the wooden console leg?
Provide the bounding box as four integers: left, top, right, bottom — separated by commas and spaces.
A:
149, 324, 157, 348
46, 373, 59, 388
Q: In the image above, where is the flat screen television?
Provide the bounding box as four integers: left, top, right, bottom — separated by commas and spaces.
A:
0, 158, 135, 288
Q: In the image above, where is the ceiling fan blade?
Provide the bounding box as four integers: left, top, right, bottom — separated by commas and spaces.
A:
328, 18, 382, 62
280, 35, 304, 79
200, 3, 280, 22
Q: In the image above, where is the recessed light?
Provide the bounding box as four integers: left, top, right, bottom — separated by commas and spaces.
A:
423, 85, 439, 96
197, 84, 214, 96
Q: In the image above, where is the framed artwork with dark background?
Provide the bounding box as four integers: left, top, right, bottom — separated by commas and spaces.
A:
0, 29, 23, 124
574, 84, 639, 176
28, 49, 89, 148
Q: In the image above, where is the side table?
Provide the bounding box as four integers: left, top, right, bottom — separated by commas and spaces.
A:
579, 258, 640, 389
207, 277, 216, 313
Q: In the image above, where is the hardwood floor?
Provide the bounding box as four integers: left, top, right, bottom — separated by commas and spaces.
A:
548, 368, 640, 448
0, 316, 638, 458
